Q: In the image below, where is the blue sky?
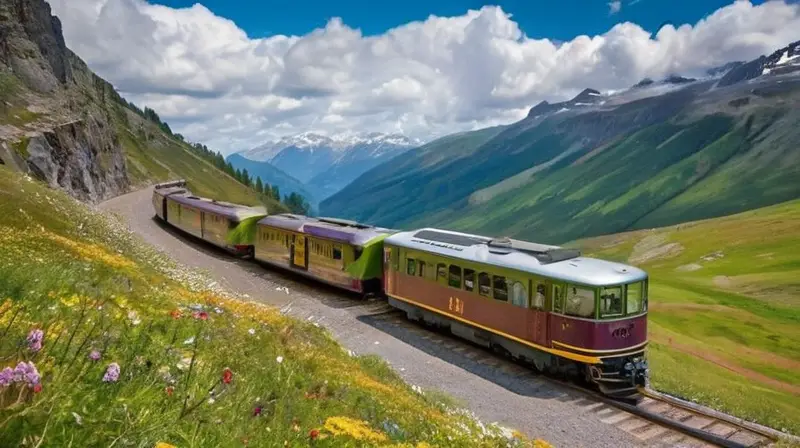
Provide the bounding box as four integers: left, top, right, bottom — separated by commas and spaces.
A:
151, 0, 770, 40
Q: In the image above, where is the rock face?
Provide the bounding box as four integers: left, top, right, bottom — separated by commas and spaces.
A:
24, 118, 128, 203
0, 0, 130, 202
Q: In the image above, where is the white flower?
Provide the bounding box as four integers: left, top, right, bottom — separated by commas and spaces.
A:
248, 328, 255, 335
184, 336, 195, 345
72, 412, 83, 425
214, 307, 223, 314
208, 397, 215, 404
276, 356, 283, 364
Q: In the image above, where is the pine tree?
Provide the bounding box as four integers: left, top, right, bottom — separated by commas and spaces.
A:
255, 177, 263, 194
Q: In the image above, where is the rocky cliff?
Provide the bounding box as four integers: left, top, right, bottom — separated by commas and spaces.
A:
0, 0, 129, 203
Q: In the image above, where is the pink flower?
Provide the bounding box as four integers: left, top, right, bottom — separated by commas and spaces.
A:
88, 350, 101, 361
103, 363, 120, 383
27, 329, 43, 353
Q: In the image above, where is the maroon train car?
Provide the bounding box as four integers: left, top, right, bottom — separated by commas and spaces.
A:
383, 228, 649, 396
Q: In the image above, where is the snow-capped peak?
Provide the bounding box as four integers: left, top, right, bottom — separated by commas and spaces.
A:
238, 132, 421, 161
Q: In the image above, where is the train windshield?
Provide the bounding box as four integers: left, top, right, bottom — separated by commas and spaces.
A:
599, 280, 647, 319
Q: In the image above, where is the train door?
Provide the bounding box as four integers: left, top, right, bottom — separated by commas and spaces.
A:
383, 246, 392, 293
292, 234, 308, 269
527, 279, 550, 346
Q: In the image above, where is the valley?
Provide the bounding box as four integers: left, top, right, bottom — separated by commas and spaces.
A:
2, 0, 800, 445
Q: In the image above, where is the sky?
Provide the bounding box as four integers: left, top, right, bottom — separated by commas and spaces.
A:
48, 0, 800, 155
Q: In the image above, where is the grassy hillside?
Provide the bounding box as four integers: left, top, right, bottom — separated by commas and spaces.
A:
572, 199, 800, 434
0, 166, 552, 447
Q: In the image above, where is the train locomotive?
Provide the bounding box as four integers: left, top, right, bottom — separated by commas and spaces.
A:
152, 180, 650, 396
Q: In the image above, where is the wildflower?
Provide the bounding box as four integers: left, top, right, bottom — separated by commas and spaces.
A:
208, 397, 215, 404
192, 311, 208, 320
165, 386, 174, 396
248, 328, 255, 335
276, 356, 283, 364
155, 443, 177, 448
103, 363, 120, 383
183, 336, 195, 345
170, 309, 182, 319
27, 328, 44, 353
33, 383, 42, 393
0, 367, 13, 386
214, 307, 223, 314
253, 406, 262, 417
128, 310, 141, 325
13, 361, 40, 388
309, 429, 319, 440
222, 367, 233, 384
72, 412, 82, 425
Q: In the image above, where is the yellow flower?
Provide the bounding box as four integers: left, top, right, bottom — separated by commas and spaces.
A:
533, 440, 554, 448
154, 443, 177, 448
323, 416, 388, 443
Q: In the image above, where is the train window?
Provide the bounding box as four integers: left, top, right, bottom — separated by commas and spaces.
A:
448, 265, 462, 288
333, 246, 342, 260
600, 286, 623, 317
565, 286, 595, 318
391, 249, 399, 271
532, 283, 546, 310
553, 285, 565, 313
437, 263, 447, 283
418, 261, 426, 277
478, 273, 491, 297
463, 269, 475, 292
493, 276, 508, 301
407, 258, 416, 276
511, 282, 527, 308
626, 282, 643, 314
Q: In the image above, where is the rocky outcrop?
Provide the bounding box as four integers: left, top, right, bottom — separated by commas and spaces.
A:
0, 0, 131, 202
23, 117, 128, 203
0, 0, 71, 93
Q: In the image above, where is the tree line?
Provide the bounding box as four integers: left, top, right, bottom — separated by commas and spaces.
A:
119, 97, 311, 215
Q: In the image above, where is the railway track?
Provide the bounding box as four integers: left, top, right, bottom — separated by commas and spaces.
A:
363, 307, 798, 448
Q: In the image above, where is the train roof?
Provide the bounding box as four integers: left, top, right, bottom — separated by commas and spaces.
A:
167, 193, 267, 222
257, 214, 395, 246
385, 228, 647, 287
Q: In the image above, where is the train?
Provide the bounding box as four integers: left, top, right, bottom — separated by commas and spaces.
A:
152, 180, 650, 397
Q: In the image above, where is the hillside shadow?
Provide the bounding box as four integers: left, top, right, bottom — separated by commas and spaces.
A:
356, 309, 573, 400
150, 217, 366, 309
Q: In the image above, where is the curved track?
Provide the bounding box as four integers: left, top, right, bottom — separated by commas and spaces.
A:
100, 187, 795, 448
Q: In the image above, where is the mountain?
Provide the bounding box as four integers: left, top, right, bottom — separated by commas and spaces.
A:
321, 39, 800, 245
234, 132, 418, 201
225, 153, 314, 206
0, 0, 279, 209
718, 40, 800, 86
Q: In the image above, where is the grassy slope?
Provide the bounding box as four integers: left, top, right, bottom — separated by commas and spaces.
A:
0, 166, 552, 447
572, 199, 800, 434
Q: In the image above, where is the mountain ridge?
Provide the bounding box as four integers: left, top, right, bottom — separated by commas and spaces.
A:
321, 39, 800, 245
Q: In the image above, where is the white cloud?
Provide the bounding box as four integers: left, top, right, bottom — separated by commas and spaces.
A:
48, 0, 800, 154
609, 1, 622, 15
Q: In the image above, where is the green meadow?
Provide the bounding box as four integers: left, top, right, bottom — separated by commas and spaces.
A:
574, 199, 800, 434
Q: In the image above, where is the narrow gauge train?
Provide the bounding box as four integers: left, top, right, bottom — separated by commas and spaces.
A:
152, 181, 650, 396
151, 180, 268, 256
